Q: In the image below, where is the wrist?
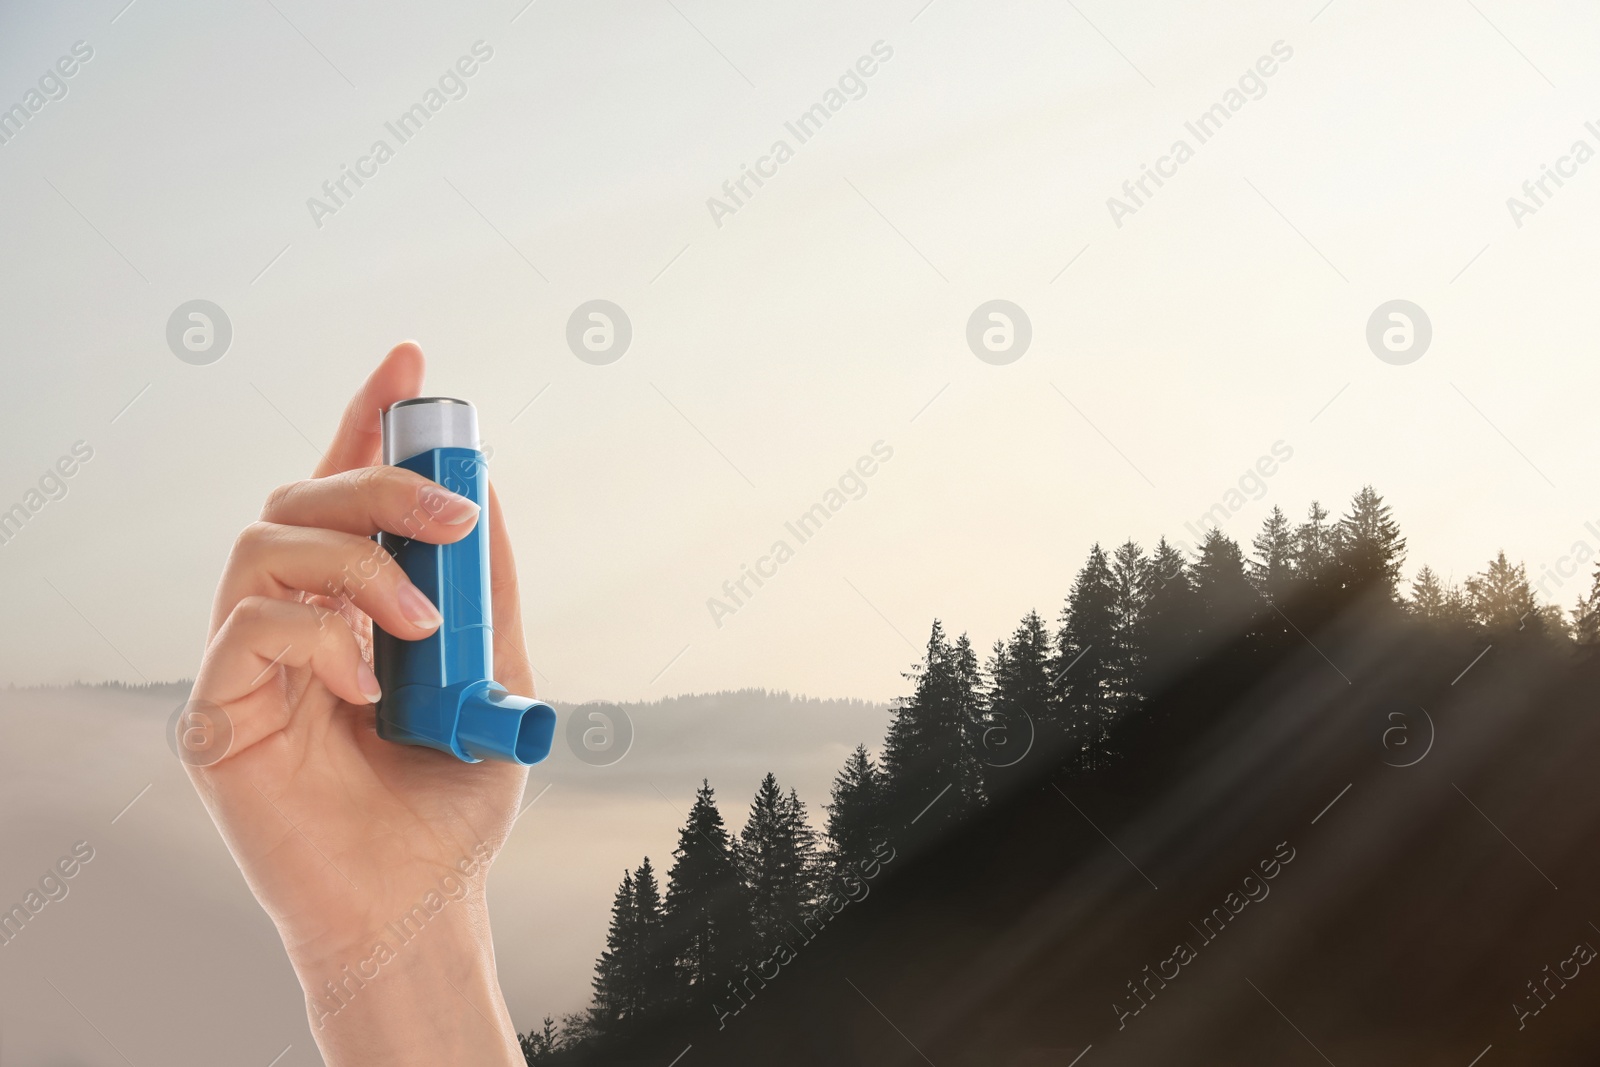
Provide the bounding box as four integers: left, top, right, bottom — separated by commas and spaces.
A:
289, 901, 522, 1066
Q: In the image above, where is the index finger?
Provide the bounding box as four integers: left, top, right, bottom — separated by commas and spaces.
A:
312, 341, 425, 479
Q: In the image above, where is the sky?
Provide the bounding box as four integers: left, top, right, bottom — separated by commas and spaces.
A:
2, 0, 1600, 705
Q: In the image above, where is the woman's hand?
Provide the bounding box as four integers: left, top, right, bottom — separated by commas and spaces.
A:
184, 343, 531, 1065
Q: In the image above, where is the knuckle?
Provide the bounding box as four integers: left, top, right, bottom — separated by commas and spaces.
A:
369, 466, 433, 528
315, 610, 357, 651
353, 466, 428, 532
306, 595, 349, 635
351, 464, 397, 501
228, 595, 276, 630
233, 520, 277, 556
259, 481, 302, 520
341, 537, 394, 591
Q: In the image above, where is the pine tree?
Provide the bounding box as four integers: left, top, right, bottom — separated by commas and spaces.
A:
1569, 564, 1600, 645
1009, 611, 1053, 721
881, 622, 950, 826
1576, 597, 1598, 644
590, 870, 637, 1028
1409, 565, 1475, 628
1053, 544, 1120, 770
982, 637, 1013, 769
1294, 501, 1339, 595
1407, 566, 1472, 628
556, 1011, 593, 1049
824, 744, 885, 880
1466, 551, 1537, 632
520, 1016, 560, 1064
1537, 602, 1572, 640
881, 621, 987, 836
1574, 578, 1600, 645
1109, 540, 1149, 719
663, 781, 748, 998
1407, 566, 1447, 620
781, 788, 820, 903
1336, 485, 1407, 597
1250, 506, 1296, 602
981, 612, 1052, 781
1192, 527, 1256, 637
950, 633, 987, 812
1140, 537, 1199, 681
737, 774, 819, 951
1441, 580, 1474, 628
632, 857, 671, 1010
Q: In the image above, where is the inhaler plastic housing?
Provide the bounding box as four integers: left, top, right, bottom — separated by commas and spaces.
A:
372, 397, 556, 765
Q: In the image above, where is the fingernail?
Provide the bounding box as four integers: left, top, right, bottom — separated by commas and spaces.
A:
357, 662, 382, 704
398, 582, 442, 630
418, 484, 480, 525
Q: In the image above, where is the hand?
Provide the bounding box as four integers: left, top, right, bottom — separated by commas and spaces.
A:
185, 343, 530, 1065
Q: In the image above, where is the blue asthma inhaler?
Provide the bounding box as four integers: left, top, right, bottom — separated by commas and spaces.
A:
371, 397, 556, 765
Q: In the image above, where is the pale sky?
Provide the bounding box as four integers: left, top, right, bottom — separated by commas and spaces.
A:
3, 0, 1599, 704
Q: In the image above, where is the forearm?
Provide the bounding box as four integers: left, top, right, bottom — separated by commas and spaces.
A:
291, 904, 524, 1067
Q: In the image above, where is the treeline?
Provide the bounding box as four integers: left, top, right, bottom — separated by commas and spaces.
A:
520, 486, 1597, 1062
520, 759, 891, 1061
